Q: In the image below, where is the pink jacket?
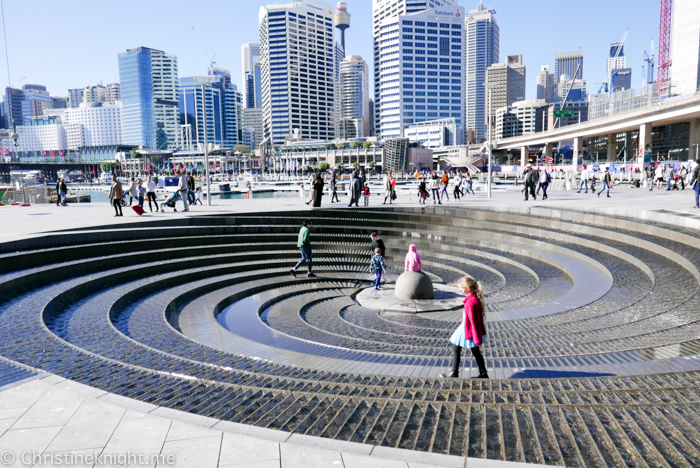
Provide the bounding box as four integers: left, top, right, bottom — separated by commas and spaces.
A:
463, 293, 486, 345
404, 245, 421, 272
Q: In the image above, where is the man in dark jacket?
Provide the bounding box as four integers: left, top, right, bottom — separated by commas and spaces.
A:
186, 172, 195, 204
55, 179, 62, 206
370, 232, 385, 257
692, 161, 700, 209
524, 165, 537, 201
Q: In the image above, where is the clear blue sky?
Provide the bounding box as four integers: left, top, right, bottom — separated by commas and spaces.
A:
1, 0, 660, 99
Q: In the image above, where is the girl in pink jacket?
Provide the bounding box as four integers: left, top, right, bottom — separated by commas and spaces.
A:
441, 276, 488, 379
404, 245, 422, 272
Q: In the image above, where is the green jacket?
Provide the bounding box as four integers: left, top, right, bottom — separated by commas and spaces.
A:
297, 226, 310, 248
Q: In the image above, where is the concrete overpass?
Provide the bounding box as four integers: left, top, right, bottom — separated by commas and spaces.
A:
495, 92, 700, 166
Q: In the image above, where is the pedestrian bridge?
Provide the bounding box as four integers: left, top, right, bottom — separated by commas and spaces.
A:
495, 92, 700, 165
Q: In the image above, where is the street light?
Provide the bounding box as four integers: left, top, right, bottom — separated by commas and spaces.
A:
484, 82, 498, 199
194, 75, 214, 206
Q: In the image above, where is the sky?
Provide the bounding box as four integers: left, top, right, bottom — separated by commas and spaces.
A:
1, 0, 661, 100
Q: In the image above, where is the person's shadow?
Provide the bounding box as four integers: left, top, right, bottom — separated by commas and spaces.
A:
508, 369, 615, 379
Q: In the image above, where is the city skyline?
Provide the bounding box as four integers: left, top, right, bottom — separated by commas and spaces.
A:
0, 0, 660, 106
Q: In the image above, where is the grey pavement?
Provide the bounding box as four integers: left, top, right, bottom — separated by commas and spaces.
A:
0, 375, 549, 468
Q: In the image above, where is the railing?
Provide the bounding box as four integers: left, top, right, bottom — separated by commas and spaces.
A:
2, 177, 52, 204
588, 81, 676, 121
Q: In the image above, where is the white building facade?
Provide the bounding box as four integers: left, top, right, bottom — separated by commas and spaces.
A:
59, 103, 123, 150
405, 117, 462, 148
670, 0, 700, 95
14, 116, 66, 152
259, 1, 336, 145
494, 99, 545, 139
378, 4, 465, 140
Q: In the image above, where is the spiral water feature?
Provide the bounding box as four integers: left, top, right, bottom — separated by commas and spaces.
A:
2, 206, 700, 467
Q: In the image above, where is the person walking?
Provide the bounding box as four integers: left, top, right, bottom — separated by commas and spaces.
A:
645, 165, 655, 191
55, 179, 62, 206
370, 248, 387, 291
463, 173, 475, 195
125, 177, 138, 206
524, 165, 537, 201
439, 172, 450, 202
291, 219, 316, 277
383, 171, 395, 204
429, 173, 441, 204
370, 232, 386, 258
352, 172, 363, 207
136, 180, 146, 208
186, 172, 195, 204
598, 167, 612, 198
312, 173, 324, 207
59, 178, 68, 206
108, 174, 123, 217
539, 169, 551, 200
146, 176, 158, 212
405, 245, 421, 272
577, 166, 590, 193
363, 183, 370, 206
417, 177, 428, 205
176, 170, 189, 211
679, 165, 688, 190
452, 172, 462, 201
692, 161, 700, 209
655, 164, 664, 190
665, 165, 675, 191
330, 173, 340, 203
440, 276, 488, 379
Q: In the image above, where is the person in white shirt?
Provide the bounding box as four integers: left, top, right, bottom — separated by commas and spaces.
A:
176, 170, 189, 212
577, 166, 590, 193
146, 176, 158, 212
452, 173, 462, 200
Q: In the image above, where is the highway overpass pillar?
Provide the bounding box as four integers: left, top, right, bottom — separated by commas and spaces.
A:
520, 146, 529, 166
573, 137, 583, 169
607, 134, 617, 162
544, 143, 553, 164
638, 123, 652, 164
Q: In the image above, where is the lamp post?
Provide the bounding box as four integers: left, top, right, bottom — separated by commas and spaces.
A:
484, 83, 497, 199
194, 76, 214, 205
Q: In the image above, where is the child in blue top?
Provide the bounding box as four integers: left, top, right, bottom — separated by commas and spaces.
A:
369, 248, 386, 290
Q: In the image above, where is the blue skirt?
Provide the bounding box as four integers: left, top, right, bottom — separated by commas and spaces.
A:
450, 324, 483, 348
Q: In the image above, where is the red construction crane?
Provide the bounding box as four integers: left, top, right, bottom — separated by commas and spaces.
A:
657, 0, 672, 82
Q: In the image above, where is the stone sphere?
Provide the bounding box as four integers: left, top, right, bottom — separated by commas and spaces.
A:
394, 271, 434, 300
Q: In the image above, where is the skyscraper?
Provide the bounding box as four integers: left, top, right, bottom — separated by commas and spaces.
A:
536, 65, 556, 103
3, 84, 53, 129
555, 50, 583, 82
486, 55, 526, 116
334, 2, 351, 50
68, 83, 121, 108
241, 43, 262, 109
465, 2, 499, 143
179, 66, 243, 149
606, 43, 626, 78
338, 55, 370, 138
377, 3, 466, 140
259, 1, 336, 144
119, 47, 180, 150
372, 0, 457, 137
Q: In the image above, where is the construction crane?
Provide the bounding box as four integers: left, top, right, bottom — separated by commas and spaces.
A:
657, 0, 672, 82
598, 24, 631, 94
643, 40, 655, 85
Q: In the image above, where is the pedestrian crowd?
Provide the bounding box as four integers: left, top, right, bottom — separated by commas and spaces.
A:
107, 171, 202, 217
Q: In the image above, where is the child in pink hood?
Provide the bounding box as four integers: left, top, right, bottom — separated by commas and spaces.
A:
404, 245, 422, 272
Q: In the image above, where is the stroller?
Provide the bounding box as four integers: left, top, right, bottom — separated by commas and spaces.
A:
161, 191, 182, 212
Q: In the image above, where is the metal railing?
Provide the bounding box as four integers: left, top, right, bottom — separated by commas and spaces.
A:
589, 81, 676, 121
2, 176, 52, 204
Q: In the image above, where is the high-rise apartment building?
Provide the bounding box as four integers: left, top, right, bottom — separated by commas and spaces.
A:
243, 108, 263, 149
179, 66, 243, 149
259, 1, 336, 144
670, 0, 700, 95
606, 43, 626, 78
241, 43, 262, 109
556, 75, 587, 102
3, 84, 53, 129
47, 103, 123, 150
338, 55, 370, 139
377, 4, 465, 140
494, 99, 546, 139
536, 66, 556, 104
68, 83, 121, 108
118, 47, 179, 150
372, 0, 457, 137
486, 55, 526, 123
465, 2, 499, 143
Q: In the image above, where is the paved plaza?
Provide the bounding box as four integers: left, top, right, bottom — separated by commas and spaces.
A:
1, 187, 700, 467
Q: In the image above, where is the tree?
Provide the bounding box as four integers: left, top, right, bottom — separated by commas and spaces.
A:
351, 141, 362, 149
363, 142, 373, 149
234, 144, 250, 154
305, 164, 313, 173
99, 162, 117, 173
334, 143, 346, 150
273, 145, 280, 153
318, 162, 330, 172
336, 162, 344, 172
352, 162, 359, 169
369, 161, 376, 169
130, 148, 139, 159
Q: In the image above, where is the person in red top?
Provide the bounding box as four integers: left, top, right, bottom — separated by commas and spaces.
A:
441, 276, 488, 379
